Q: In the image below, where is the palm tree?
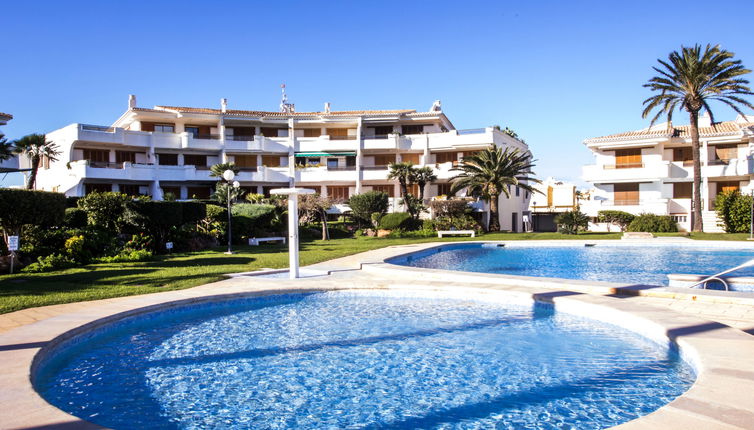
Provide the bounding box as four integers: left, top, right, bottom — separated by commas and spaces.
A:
642, 44, 754, 232
0, 132, 13, 162
209, 162, 239, 181
387, 162, 415, 198
450, 146, 540, 231
13, 134, 60, 189
411, 166, 437, 200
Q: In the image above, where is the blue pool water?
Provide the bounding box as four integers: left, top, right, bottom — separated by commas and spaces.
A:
389, 244, 754, 288
35, 291, 694, 429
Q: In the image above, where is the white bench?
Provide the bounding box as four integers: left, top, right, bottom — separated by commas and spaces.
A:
437, 230, 475, 238
249, 237, 287, 246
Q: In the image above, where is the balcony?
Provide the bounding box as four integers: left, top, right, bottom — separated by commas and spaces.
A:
297, 136, 358, 153
68, 160, 289, 183
295, 167, 357, 183
580, 198, 669, 216
703, 158, 754, 177
582, 161, 671, 183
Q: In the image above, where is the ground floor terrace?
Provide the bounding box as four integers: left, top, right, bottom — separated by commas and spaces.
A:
2, 238, 754, 428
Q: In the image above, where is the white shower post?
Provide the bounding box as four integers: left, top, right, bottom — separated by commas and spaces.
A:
270, 188, 315, 279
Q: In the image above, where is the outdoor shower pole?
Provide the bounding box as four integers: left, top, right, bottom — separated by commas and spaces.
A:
270, 188, 315, 279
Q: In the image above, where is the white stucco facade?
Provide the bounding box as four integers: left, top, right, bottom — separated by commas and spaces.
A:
581, 114, 754, 232
31, 96, 533, 231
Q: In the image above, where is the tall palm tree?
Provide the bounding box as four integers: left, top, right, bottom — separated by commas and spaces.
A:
387, 162, 415, 198
450, 146, 540, 231
13, 134, 60, 189
0, 132, 13, 162
642, 44, 754, 232
411, 166, 437, 200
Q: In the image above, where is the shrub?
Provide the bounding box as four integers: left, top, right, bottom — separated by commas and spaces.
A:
429, 200, 469, 218
21, 253, 76, 273
0, 189, 66, 240
378, 212, 414, 230
231, 204, 277, 238
98, 249, 153, 263
714, 190, 751, 233
125, 200, 183, 250
434, 215, 482, 232
64, 208, 88, 228
77, 192, 131, 231
597, 210, 635, 232
627, 214, 678, 233
124, 233, 154, 251
64, 235, 91, 263
349, 191, 389, 226
198, 205, 227, 239
180, 201, 207, 225
555, 210, 589, 234
65, 196, 81, 208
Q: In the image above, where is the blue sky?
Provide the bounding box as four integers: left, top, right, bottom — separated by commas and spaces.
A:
2, 0, 754, 187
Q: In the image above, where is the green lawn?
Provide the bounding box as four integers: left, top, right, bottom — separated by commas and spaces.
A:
0, 231, 747, 314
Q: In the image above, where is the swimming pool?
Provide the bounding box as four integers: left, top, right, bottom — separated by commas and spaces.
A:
34, 290, 694, 429
389, 243, 754, 289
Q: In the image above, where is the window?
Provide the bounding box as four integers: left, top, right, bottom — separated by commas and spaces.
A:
158, 153, 178, 166
119, 184, 142, 196
673, 147, 693, 165
183, 154, 207, 167
346, 156, 356, 167
229, 127, 255, 140
515, 187, 520, 197
401, 184, 420, 197
185, 126, 200, 137
262, 155, 282, 167
400, 153, 420, 164
613, 183, 639, 205
401, 124, 424, 135
372, 126, 393, 135
115, 151, 138, 164
436, 182, 453, 196
716, 181, 740, 195
371, 184, 395, 197
326, 128, 352, 140
296, 157, 321, 167
714, 145, 738, 163
154, 124, 175, 133
83, 148, 110, 164
233, 154, 257, 169
328, 186, 350, 201
303, 128, 320, 138
435, 152, 457, 164
187, 186, 211, 199
671, 214, 688, 223
373, 154, 395, 166
673, 182, 692, 199
260, 127, 283, 137
614, 148, 642, 168
327, 158, 339, 169
161, 186, 181, 199
85, 183, 112, 194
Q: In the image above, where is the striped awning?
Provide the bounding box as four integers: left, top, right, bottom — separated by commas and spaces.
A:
294, 152, 356, 157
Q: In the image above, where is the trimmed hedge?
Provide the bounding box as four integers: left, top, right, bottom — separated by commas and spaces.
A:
231, 203, 278, 238
0, 189, 66, 235
627, 214, 678, 233
378, 212, 414, 230
349, 191, 389, 226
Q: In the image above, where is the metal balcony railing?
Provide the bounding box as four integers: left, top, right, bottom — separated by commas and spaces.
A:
88, 161, 123, 169
361, 165, 390, 170
192, 134, 223, 140
457, 128, 486, 135
327, 166, 357, 171
80, 124, 115, 133
227, 135, 256, 141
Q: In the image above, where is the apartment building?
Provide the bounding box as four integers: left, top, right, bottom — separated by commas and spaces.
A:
581, 114, 754, 232
0, 112, 17, 173
30, 95, 532, 231
528, 178, 578, 232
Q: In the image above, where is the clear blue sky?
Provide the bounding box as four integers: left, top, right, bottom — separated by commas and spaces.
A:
2, 0, 753, 187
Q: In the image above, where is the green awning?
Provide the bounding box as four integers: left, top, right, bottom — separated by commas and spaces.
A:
294, 152, 356, 157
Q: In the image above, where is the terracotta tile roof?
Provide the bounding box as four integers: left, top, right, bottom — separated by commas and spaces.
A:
586, 120, 752, 143
0, 112, 13, 119
153, 105, 417, 117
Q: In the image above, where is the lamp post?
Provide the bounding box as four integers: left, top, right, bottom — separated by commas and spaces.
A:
222, 169, 240, 254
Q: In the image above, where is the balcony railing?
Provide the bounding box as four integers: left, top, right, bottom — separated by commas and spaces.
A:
457, 128, 486, 135
227, 135, 256, 141
603, 163, 645, 169
327, 166, 357, 171
328, 135, 356, 140
237, 166, 258, 172
88, 161, 123, 169
708, 159, 731, 166
612, 199, 641, 206
192, 134, 223, 140
362, 134, 390, 140
80, 124, 115, 133
361, 165, 390, 170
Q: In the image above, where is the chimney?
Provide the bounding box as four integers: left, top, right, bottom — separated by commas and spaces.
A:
128, 94, 137, 109
324, 102, 331, 114
221, 98, 228, 113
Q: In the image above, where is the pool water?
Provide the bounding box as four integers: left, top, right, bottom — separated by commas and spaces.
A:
35, 291, 694, 429
390, 244, 754, 288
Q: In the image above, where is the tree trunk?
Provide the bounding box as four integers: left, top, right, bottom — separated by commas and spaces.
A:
26, 155, 39, 190
488, 194, 500, 231
418, 182, 426, 201
689, 111, 703, 232
320, 209, 330, 240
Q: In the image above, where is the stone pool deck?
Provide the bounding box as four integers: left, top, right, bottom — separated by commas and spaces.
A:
2, 240, 754, 429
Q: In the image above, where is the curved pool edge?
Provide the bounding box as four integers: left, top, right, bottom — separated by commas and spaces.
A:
0, 240, 753, 429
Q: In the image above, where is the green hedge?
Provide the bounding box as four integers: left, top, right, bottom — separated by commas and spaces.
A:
378, 212, 414, 230
64, 208, 88, 228
627, 214, 678, 232
714, 190, 751, 233
231, 203, 278, 238
349, 191, 389, 226
0, 189, 66, 236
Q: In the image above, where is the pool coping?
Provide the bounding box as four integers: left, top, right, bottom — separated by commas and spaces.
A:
0, 240, 753, 429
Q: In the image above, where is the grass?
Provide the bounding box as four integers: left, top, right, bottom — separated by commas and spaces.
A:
0, 230, 747, 314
